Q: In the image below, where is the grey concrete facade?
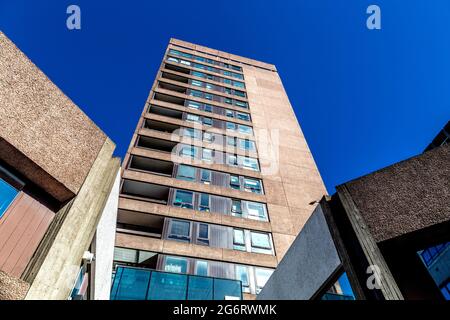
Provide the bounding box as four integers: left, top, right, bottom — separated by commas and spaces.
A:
258, 205, 341, 300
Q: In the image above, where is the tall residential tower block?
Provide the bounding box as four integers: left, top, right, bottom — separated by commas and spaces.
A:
111, 39, 326, 300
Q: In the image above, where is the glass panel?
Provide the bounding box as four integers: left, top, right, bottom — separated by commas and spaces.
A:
114, 247, 138, 263
238, 125, 253, 135
245, 201, 267, 220
199, 194, 210, 212
113, 267, 151, 300
164, 256, 188, 273
239, 139, 256, 151
148, 271, 187, 300
0, 178, 18, 219
226, 122, 237, 131
203, 117, 213, 126
231, 200, 242, 217
213, 278, 241, 300
227, 155, 238, 166
233, 229, 246, 251
176, 165, 196, 182
186, 113, 201, 123
203, 105, 213, 113
188, 276, 213, 300
202, 149, 213, 161
200, 169, 211, 184
191, 80, 203, 87
230, 175, 240, 190
187, 100, 201, 109
197, 224, 209, 245
173, 190, 194, 209
227, 136, 237, 147
168, 220, 191, 242
195, 261, 208, 276
236, 112, 250, 121
226, 109, 234, 118
251, 232, 271, 249
243, 178, 262, 194
179, 145, 197, 159
241, 157, 259, 171
236, 265, 249, 287
255, 268, 273, 292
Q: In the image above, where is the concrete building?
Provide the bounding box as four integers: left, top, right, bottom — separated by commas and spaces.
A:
258, 122, 450, 300
111, 39, 326, 300
0, 32, 120, 300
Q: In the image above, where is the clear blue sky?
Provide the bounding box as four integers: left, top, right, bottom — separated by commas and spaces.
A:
1, 0, 449, 192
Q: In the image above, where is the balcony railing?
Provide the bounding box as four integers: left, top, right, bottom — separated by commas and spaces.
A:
111, 266, 242, 300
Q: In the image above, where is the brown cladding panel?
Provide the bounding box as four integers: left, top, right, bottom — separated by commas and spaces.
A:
0, 192, 54, 278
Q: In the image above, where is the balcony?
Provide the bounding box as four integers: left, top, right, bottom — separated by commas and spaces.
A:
111, 266, 242, 300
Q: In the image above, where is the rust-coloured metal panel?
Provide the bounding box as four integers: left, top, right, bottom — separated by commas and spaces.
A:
0, 192, 54, 278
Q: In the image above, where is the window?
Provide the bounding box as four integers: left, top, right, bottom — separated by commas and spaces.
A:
180, 145, 197, 159
238, 125, 253, 135
233, 81, 245, 88
195, 261, 208, 276
230, 175, 240, 190
227, 136, 237, 147
239, 139, 256, 151
173, 190, 194, 209
236, 112, 250, 121
0, 178, 19, 219
164, 256, 188, 274
236, 266, 250, 291
227, 155, 238, 166
233, 229, 246, 251
232, 72, 243, 80
168, 220, 191, 242
199, 194, 210, 212
190, 90, 203, 98
244, 201, 267, 221
187, 100, 201, 110
203, 117, 213, 126
186, 113, 201, 123
167, 57, 178, 63
183, 128, 201, 140
200, 169, 211, 184
203, 132, 214, 143
223, 78, 232, 85
234, 90, 246, 98
192, 71, 205, 78
202, 148, 213, 161
226, 122, 237, 131
191, 79, 203, 87
180, 60, 191, 66
251, 232, 272, 253
225, 109, 234, 118
231, 200, 242, 217
203, 105, 213, 113
197, 224, 209, 245
243, 178, 262, 194
204, 93, 213, 100
255, 268, 273, 293
224, 88, 232, 95
176, 165, 196, 182
235, 100, 248, 108
205, 83, 214, 90
224, 98, 232, 105
240, 157, 259, 171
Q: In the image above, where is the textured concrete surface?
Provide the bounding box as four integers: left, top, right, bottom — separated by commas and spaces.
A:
92, 170, 120, 300
344, 144, 450, 242
257, 205, 341, 300
243, 63, 327, 260
25, 139, 119, 299
0, 270, 29, 300
0, 32, 107, 202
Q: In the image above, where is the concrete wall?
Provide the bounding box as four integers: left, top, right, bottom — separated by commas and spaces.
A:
344, 144, 450, 242
257, 205, 341, 300
0, 32, 107, 203
243, 64, 327, 260
25, 140, 120, 300
91, 170, 120, 300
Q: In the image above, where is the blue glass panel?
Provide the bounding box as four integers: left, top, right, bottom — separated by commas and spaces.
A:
0, 178, 18, 219
213, 278, 241, 300
187, 276, 213, 300
114, 267, 151, 300
148, 272, 187, 300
